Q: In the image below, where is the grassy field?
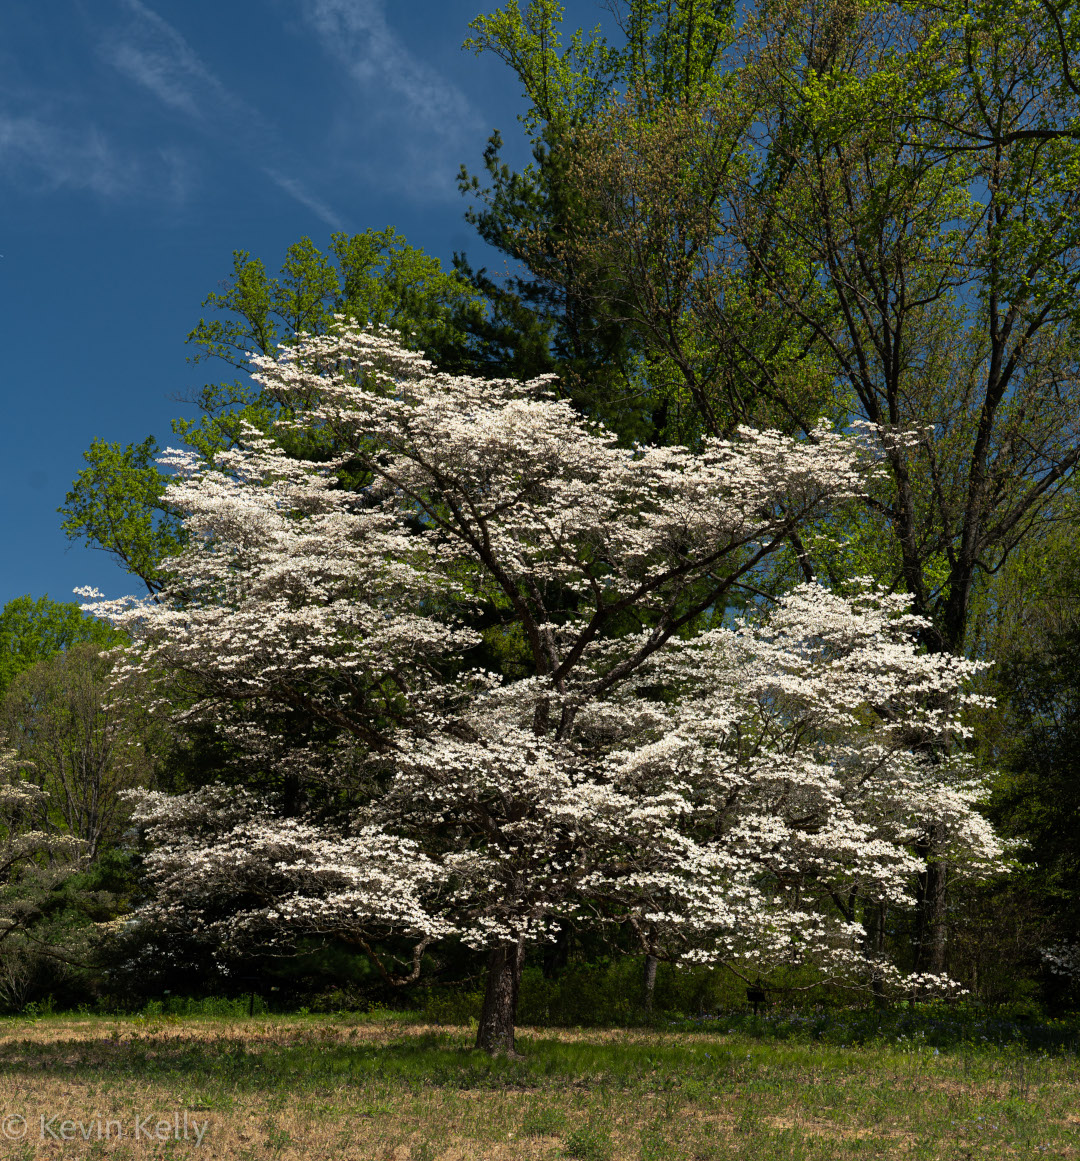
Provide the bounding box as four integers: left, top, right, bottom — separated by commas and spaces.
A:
0, 1010, 1078, 1159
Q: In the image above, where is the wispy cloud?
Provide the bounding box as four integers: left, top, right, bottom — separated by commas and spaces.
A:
100, 0, 241, 121
0, 113, 141, 197
300, 0, 484, 197
303, 0, 479, 136
96, 0, 346, 226
264, 169, 346, 231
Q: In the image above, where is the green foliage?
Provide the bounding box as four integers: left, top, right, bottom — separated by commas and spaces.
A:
61, 230, 486, 588
458, 127, 650, 441
944, 878, 1052, 1008
141, 995, 270, 1018
179, 228, 487, 459
425, 958, 764, 1027
100, 917, 410, 1011
0, 849, 135, 1015
668, 1003, 1080, 1054
2, 642, 164, 859
458, 0, 751, 443
464, 0, 735, 127
990, 616, 1080, 1003
465, 0, 1080, 655
0, 594, 119, 698
58, 847, 143, 920
189, 229, 483, 370
0, 636, 163, 1015
57, 436, 184, 595
459, 0, 803, 446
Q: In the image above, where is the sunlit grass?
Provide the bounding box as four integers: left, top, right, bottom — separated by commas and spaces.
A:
0, 1011, 1077, 1158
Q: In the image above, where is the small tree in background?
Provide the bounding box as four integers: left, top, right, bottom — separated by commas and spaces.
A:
0, 744, 88, 1009
1, 643, 165, 861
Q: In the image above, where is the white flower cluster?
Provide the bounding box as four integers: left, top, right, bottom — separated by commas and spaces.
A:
1041, 944, 1080, 979
1, 744, 87, 922
86, 323, 1002, 996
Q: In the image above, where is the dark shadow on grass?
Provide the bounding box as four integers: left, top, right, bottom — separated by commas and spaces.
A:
0, 1027, 746, 1093
674, 1006, 1080, 1054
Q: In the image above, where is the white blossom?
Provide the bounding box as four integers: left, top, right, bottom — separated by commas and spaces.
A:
86, 323, 1003, 998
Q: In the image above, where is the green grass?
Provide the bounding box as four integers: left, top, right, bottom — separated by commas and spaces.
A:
0, 1011, 1077, 1157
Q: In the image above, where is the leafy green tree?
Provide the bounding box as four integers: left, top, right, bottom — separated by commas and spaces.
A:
0, 742, 88, 1010
58, 438, 185, 596
990, 611, 1080, 1004
460, 0, 750, 444
179, 229, 487, 456
0, 595, 119, 698
464, 0, 1080, 981
747, 0, 1080, 656
469, 0, 1080, 654
60, 229, 487, 589
2, 642, 166, 860
885, 0, 1080, 151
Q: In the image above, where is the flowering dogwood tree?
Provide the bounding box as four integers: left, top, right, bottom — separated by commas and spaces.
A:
85, 323, 1002, 1053
0, 743, 87, 1004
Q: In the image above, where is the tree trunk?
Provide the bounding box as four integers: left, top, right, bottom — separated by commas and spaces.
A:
864, 902, 887, 1008
476, 941, 525, 1056
925, 854, 948, 976
643, 954, 658, 1013
915, 826, 948, 977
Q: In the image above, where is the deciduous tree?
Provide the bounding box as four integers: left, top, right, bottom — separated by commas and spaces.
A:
0, 595, 120, 697
86, 324, 1001, 1052
1, 643, 165, 860
60, 229, 485, 593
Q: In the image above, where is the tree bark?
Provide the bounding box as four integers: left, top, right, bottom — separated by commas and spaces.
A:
476, 940, 525, 1056
864, 902, 887, 1008
915, 825, 949, 977
925, 854, 948, 976
643, 953, 658, 1013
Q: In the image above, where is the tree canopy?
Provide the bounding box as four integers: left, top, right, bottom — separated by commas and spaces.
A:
0, 595, 119, 699
85, 324, 1002, 1052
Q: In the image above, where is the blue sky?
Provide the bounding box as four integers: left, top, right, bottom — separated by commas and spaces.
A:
1, 0, 602, 608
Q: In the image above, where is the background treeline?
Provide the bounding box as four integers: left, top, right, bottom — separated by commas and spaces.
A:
4, 0, 1080, 1017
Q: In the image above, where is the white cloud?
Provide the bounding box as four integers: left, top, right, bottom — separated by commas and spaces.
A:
100, 0, 249, 123
0, 113, 141, 197
95, 0, 348, 227
303, 0, 478, 135
300, 0, 484, 197
104, 41, 199, 117
264, 169, 346, 231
